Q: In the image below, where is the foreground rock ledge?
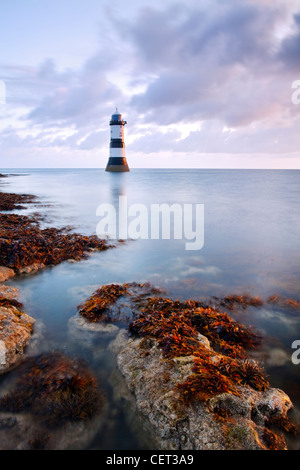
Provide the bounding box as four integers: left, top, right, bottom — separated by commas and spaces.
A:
78, 282, 296, 450
112, 330, 292, 450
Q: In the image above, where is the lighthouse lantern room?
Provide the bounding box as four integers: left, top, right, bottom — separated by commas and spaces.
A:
105, 108, 130, 172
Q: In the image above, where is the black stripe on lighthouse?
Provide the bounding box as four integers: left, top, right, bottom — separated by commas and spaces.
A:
110, 139, 125, 148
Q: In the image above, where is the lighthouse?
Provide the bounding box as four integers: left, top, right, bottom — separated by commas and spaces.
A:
105, 108, 129, 172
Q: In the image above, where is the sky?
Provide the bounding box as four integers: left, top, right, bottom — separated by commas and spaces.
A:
0, 0, 300, 169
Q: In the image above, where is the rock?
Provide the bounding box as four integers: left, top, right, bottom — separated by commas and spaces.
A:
0, 409, 108, 450
82, 282, 296, 450
113, 330, 293, 450
208, 392, 252, 418
0, 306, 35, 374
0, 341, 6, 367
17, 263, 45, 274
0, 284, 19, 300
256, 388, 293, 419
68, 315, 119, 341
0, 266, 15, 282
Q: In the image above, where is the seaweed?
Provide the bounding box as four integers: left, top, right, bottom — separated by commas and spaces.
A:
78, 283, 128, 322
265, 414, 298, 436
214, 294, 264, 311
176, 355, 269, 405
78, 282, 163, 323
0, 191, 37, 211
262, 428, 287, 450
190, 307, 262, 358
77, 281, 296, 446
177, 358, 240, 404
0, 352, 105, 427
0, 212, 111, 271
267, 295, 300, 309
0, 296, 24, 310
0, 190, 114, 272
124, 287, 277, 412
218, 357, 269, 391
129, 303, 262, 360
129, 308, 211, 359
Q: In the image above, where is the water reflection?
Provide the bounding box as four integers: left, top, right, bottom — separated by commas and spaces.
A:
108, 172, 127, 206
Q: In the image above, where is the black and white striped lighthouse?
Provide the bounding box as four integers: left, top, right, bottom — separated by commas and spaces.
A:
105, 108, 129, 172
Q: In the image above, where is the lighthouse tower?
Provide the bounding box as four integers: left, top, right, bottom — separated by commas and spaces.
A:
105, 108, 129, 172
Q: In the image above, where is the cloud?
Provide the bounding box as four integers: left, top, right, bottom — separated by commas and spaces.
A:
128, 127, 181, 153
124, 1, 300, 131
27, 61, 122, 128
0, 0, 299, 167
278, 13, 300, 70
0, 51, 123, 154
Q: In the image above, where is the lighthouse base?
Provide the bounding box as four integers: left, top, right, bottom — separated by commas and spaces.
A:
105, 157, 130, 172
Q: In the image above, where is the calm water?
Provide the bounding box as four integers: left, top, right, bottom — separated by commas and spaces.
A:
1, 168, 300, 449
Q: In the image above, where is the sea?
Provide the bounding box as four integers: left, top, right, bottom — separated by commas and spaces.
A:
0, 168, 300, 450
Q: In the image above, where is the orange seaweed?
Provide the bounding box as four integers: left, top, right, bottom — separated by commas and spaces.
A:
78, 284, 128, 322
0, 212, 111, 271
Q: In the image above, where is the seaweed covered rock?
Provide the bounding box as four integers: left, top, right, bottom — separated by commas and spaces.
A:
88, 282, 296, 450
0, 352, 105, 426
0, 352, 107, 449
0, 300, 35, 374
0, 212, 112, 272
0, 190, 114, 274
0, 191, 37, 211
78, 282, 163, 325
114, 332, 293, 450
78, 283, 128, 322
